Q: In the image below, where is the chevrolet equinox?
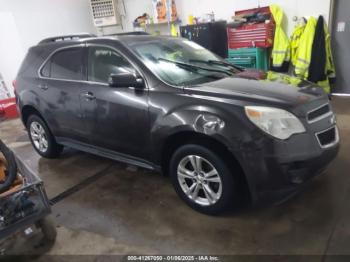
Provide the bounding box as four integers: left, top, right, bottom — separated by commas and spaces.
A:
15, 34, 340, 214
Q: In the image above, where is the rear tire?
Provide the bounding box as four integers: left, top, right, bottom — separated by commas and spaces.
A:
169, 144, 237, 215
27, 115, 63, 159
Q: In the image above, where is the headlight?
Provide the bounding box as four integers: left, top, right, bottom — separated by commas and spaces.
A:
245, 106, 306, 140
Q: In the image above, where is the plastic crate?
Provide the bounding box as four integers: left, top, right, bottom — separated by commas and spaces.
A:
227, 48, 268, 70
227, 22, 274, 49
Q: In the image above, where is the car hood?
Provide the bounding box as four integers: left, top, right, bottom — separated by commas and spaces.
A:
184, 71, 327, 108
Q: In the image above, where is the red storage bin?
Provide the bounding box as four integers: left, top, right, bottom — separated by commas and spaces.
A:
227, 6, 275, 49
0, 98, 18, 119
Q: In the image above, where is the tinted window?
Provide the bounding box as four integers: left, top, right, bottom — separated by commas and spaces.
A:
88, 46, 134, 83
49, 48, 84, 80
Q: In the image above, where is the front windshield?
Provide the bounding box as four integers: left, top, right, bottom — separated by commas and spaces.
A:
129, 38, 237, 86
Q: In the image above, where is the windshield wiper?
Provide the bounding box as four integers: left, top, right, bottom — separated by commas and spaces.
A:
158, 58, 234, 76
188, 59, 243, 73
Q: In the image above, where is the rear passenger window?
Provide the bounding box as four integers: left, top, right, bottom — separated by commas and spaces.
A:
88, 46, 134, 83
43, 47, 84, 80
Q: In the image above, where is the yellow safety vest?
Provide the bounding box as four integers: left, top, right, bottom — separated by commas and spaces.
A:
270, 5, 290, 68
294, 17, 317, 79
320, 24, 336, 93
266, 71, 302, 87
325, 27, 336, 80
290, 24, 305, 66
294, 17, 335, 93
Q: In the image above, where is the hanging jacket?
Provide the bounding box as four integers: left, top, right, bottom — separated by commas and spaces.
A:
294, 17, 317, 79
308, 16, 327, 83
324, 22, 336, 85
307, 16, 336, 93
290, 23, 305, 66
270, 5, 290, 72
315, 26, 336, 93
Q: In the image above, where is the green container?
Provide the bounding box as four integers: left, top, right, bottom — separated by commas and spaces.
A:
227, 48, 269, 70
226, 57, 256, 69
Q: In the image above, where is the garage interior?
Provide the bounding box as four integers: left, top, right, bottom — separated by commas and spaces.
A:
1, 0, 350, 261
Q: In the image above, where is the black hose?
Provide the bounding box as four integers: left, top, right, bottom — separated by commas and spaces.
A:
0, 140, 17, 194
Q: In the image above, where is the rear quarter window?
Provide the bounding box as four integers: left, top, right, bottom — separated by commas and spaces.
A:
41, 59, 51, 77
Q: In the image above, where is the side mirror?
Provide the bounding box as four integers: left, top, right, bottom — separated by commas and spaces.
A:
108, 72, 144, 89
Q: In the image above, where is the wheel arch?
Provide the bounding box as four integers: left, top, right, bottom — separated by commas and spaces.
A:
21, 105, 45, 126
160, 130, 252, 204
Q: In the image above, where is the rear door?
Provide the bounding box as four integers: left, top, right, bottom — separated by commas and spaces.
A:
39, 45, 87, 142
80, 45, 150, 158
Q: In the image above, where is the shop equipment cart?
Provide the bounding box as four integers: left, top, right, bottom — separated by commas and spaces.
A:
0, 139, 56, 250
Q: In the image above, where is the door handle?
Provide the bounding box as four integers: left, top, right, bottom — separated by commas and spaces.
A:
38, 84, 48, 90
82, 92, 96, 101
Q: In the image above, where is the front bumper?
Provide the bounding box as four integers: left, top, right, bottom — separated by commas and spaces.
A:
232, 124, 340, 206
254, 139, 339, 205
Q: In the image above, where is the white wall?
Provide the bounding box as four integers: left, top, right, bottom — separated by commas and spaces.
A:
0, 12, 24, 97
119, 0, 332, 35
0, 0, 97, 50
0, 0, 97, 96
113, 0, 173, 35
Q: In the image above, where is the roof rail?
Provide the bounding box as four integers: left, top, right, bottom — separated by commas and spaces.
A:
38, 33, 96, 44
109, 31, 150, 36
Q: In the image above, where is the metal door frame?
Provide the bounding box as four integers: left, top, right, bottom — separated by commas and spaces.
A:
330, 0, 350, 96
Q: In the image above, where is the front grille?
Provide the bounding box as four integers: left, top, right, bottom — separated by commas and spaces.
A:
307, 104, 331, 122
316, 127, 338, 148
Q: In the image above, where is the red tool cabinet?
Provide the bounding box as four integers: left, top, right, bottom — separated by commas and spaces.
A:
227, 6, 275, 49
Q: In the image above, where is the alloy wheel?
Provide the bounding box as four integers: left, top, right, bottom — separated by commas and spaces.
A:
177, 155, 223, 206
30, 121, 48, 153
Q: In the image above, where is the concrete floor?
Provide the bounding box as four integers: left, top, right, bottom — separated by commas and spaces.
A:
0, 97, 350, 260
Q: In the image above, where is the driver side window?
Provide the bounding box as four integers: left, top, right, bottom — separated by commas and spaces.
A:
88, 46, 134, 83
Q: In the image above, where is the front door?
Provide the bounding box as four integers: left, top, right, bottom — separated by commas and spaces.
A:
80, 45, 150, 158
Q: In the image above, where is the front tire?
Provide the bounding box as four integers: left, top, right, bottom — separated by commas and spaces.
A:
169, 144, 236, 215
27, 115, 63, 159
